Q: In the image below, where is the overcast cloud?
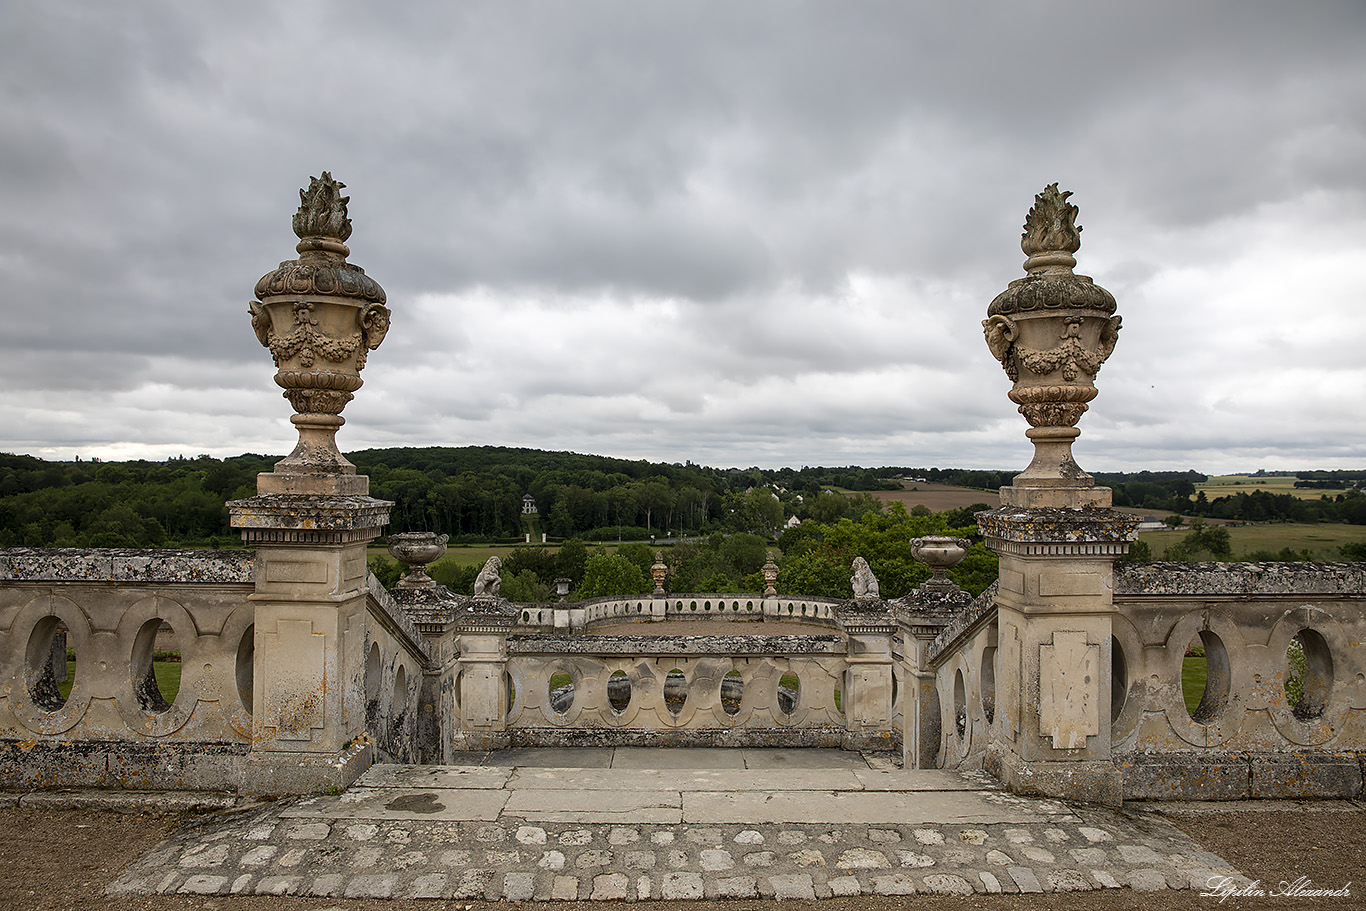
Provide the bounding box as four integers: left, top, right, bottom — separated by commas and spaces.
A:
1, 1, 1363, 473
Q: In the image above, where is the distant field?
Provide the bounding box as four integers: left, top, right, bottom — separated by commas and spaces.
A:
868, 482, 1000, 512
1198, 475, 1354, 501
1139, 522, 1366, 560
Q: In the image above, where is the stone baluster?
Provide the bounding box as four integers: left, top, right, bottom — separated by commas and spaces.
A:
228, 174, 394, 795
977, 184, 1137, 805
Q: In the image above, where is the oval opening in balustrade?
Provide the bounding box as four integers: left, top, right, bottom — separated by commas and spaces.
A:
953, 668, 968, 740
365, 641, 381, 704
608, 670, 631, 714
777, 673, 799, 714
132, 618, 180, 713
26, 616, 73, 713
721, 670, 743, 716
1111, 635, 1127, 723
745, 601, 753, 611
394, 665, 408, 717
664, 669, 688, 716
1183, 630, 1230, 724
236, 624, 255, 714
690, 601, 697, 612
704, 601, 711, 611
1286, 628, 1333, 721
980, 646, 996, 726
549, 669, 575, 714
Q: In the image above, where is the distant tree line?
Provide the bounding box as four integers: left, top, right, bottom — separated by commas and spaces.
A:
0, 448, 917, 548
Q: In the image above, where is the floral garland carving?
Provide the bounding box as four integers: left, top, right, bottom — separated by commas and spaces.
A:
984, 315, 1121, 382
248, 300, 362, 368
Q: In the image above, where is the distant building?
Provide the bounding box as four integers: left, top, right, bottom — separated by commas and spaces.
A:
522, 494, 537, 515
1136, 516, 1167, 531
785, 515, 802, 529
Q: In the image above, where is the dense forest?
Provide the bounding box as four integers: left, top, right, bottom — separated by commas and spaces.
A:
1, 449, 1363, 551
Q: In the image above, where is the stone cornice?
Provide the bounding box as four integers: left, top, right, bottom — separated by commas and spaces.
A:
0, 547, 254, 584
1115, 561, 1366, 597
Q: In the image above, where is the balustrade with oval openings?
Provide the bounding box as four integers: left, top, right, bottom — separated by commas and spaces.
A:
607, 670, 632, 714
131, 619, 180, 714
1285, 628, 1333, 721
721, 670, 744, 716
980, 645, 997, 727
26, 615, 73, 713
1183, 630, 1231, 725
549, 668, 576, 715
236, 624, 255, 716
663, 668, 688, 717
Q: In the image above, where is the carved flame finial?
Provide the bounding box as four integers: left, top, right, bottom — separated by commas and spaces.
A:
293, 172, 353, 243
1021, 183, 1081, 274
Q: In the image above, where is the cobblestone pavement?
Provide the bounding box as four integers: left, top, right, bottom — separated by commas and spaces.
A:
107, 749, 1248, 901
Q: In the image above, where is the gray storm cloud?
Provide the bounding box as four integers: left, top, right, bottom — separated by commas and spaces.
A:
0, 1, 1363, 471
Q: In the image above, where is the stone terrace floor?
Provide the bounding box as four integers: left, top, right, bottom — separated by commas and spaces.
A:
108, 748, 1248, 901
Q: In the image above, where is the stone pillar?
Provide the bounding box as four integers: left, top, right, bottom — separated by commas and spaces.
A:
835, 573, 897, 750
841, 620, 896, 750
892, 589, 968, 769
229, 173, 394, 795
977, 185, 1136, 805
453, 602, 514, 751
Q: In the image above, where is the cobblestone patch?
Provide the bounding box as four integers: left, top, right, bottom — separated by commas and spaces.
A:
108, 796, 1249, 900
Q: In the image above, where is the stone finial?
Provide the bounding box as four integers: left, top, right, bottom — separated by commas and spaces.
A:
761, 551, 780, 597
983, 185, 1122, 505
473, 556, 502, 598
650, 552, 668, 595
1020, 183, 1081, 273
851, 557, 880, 600
293, 172, 353, 246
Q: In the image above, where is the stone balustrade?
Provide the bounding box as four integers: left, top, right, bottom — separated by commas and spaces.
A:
0, 548, 433, 792
923, 562, 1366, 800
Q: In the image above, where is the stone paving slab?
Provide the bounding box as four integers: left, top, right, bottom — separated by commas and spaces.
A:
107, 751, 1253, 901
281, 786, 510, 822
510, 768, 869, 791
680, 789, 1075, 825
358, 765, 516, 789
503, 789, 684, 823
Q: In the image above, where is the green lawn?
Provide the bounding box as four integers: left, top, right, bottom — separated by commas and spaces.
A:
1139, 522, 1366, 560
1181, 656, 1206, 715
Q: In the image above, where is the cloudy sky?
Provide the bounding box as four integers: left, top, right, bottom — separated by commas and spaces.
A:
2, 2, 1363, 474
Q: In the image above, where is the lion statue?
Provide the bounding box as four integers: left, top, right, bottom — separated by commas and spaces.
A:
850, 556, 880, 600
473, 556, 502, 598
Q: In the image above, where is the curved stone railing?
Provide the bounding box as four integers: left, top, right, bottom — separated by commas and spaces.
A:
512, 593, 843, 631
503, 632, 850, 748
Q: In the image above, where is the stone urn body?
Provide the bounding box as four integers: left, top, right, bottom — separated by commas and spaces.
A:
387, 532, 449, 589
911, 536, 971, 592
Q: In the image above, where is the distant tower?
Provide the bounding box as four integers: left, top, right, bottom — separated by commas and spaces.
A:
522, 494, 537, 515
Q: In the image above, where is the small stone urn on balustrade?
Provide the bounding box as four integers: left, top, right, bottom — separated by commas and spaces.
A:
387, 532, 449, 589
910, 536, 970, 593
247, 172, 391, 494
982, 183, 1121, 507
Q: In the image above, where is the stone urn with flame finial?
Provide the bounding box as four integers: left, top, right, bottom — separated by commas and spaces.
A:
247, 173, 391, 488
982, 184, 1122, 507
